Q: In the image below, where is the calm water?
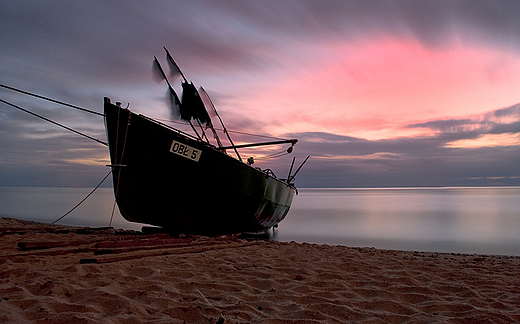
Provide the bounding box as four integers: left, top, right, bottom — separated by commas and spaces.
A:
1, 186, 519, 256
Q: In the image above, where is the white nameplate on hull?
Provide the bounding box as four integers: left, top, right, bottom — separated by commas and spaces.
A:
170, 140, 201, 162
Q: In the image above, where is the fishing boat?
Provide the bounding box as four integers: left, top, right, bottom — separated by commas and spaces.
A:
0, 49, 307, 235
103, 49, 306, 235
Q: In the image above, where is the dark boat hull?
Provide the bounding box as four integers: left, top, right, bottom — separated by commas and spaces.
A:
104, 99, 296, 235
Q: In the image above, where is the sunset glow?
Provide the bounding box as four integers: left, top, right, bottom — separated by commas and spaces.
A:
240, 38, 520, 141
445, 133, 520, 149
1, 1, 519, 187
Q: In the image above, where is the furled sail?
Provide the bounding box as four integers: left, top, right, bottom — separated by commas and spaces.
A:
161, 48, 211, 126
152, 56, 182, 120
167, 88, 182, 120
181, 82, 211, 126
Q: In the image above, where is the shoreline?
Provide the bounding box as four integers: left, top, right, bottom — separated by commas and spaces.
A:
1, 217, 520, 323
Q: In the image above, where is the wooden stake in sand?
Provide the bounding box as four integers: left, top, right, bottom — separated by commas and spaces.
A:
196, 289, 225, 324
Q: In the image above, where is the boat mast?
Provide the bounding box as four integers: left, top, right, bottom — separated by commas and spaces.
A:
199, 86, 242, 162
153, 56, 204, 142
164, 48, 214, 145
219, 139, 298, 150
160, 49, 301, 168
287, 155, 310, 183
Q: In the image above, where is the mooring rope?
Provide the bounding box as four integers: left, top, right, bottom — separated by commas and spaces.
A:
1, 83, 292, 148
0, 83, 103, 116
0, 97, 108, 146
108, 112, 132, 228
0, 170, 113, 249
43, 170, 113, 230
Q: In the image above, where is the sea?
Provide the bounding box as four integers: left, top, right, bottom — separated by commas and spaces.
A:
1, 186, 519, 256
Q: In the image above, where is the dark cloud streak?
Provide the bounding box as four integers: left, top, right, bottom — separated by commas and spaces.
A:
1, 1, 520, 187
285, 103, 520, 187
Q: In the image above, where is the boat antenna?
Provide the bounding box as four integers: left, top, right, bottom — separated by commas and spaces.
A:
287, 157, 296, 181
152, 56, 203, 141
199, 86, 242, 162
287, 155, 310, 183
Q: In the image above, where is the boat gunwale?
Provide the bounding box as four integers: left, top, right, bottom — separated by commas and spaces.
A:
117, 106, 297, 190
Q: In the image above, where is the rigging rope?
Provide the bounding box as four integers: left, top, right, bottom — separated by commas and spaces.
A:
0, 83, 293, 157
43, 170, 113, 230
222, 128, 286, 141
0, 97, 108, 146
153, 116, 287, 141
0, 83, 103, 116
254, 149, 291, 161
109, 112, 132, 228
0, 170, 113, 249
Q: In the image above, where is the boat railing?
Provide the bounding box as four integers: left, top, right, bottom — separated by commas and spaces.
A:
258, 168, 277, 179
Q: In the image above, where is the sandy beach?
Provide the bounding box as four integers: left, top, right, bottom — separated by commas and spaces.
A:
1, 217, 520, 323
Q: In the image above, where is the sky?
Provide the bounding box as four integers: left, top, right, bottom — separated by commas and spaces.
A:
1, 0, 519, 188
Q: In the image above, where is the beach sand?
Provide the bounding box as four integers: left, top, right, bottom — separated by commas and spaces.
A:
1, 217, 520, 323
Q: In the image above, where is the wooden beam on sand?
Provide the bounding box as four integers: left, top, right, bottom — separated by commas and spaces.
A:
95, 237, 192, 249
17, 241, 83, 250
16, 233, 178, 252
0, 247, 96, 261
80, 241, 260, 264
0, 227, 117, 235
93, 238, 246, 255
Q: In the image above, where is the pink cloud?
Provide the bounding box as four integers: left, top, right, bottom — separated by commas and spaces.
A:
239, 37, 520, 140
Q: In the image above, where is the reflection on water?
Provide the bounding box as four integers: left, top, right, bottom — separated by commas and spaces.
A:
276, 187, 520, 256
0, 186, 142, 231
1, 186, 519, 255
